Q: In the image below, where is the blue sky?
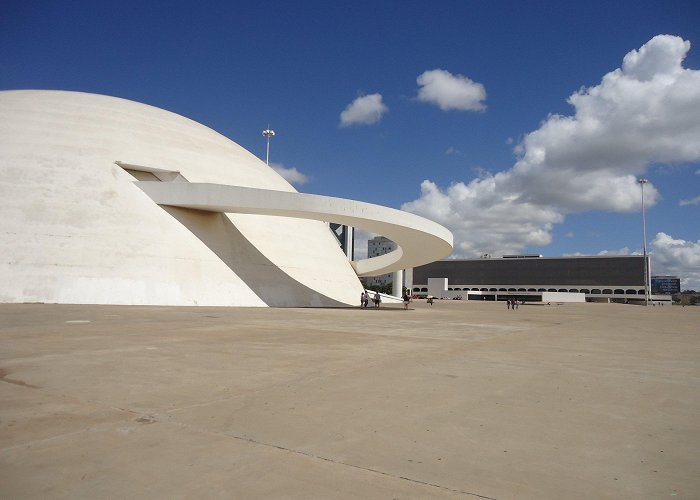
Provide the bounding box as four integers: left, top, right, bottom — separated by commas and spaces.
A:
2, 1, 699, 287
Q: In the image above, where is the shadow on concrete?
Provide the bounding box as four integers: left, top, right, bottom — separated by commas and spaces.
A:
162, 206, 347, 308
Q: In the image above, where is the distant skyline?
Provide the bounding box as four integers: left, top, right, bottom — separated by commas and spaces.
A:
2, 1, 699, 288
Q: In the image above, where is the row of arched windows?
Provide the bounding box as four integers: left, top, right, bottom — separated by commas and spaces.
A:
412, 287, 644, 295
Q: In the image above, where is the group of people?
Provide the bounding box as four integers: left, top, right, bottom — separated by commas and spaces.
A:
360, 289, 413, 309
506, 298, 520, 310
360, 290, 382, 309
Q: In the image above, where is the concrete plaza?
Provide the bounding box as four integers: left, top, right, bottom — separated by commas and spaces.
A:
1, 301, 698, 499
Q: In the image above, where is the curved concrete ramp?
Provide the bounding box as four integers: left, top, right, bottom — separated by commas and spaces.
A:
136, 182, 454, 277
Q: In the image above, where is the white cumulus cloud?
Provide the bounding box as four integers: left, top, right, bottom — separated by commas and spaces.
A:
650, 233, 700, 290
269, 163, 310, 186
403, 35, 700, 258
566, 248, 638, 257
504, 34, 700, 213
596, 247, 636, 256
415, 69, 486, 111
680, 195, 700, 206
402, 178, 563, 257
339, 93, 388, 127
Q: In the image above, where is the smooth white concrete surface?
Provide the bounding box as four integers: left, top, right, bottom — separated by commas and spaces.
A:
0, 90, 381, 307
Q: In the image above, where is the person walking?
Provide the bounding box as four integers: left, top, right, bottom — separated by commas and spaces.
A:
402, 290, 410, 310
373, 291, 381, 308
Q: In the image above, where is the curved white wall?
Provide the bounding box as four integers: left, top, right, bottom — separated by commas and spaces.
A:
0, 90, 364, 307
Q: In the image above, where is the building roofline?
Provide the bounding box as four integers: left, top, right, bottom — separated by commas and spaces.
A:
428, 255, 645, 263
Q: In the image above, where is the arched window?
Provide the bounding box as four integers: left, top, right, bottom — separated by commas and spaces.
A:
569, 289, 579, 293
614, 289, 624, 294
528, 288, 536, 292
603, 289, 612, 294
421, 287, 428, 292
580, 289, 590, 294
592, 289, 601, 294
626, 289, 636, 295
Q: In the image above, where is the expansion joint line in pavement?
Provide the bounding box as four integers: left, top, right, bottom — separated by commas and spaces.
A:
168, 419, 496, 499
235, 433, 497, 499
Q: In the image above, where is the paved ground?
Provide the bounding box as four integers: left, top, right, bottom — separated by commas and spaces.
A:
0, 300, 698, 499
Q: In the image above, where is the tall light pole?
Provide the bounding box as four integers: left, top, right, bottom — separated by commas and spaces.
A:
262, 128, 275, 165
638, 178, 650, 306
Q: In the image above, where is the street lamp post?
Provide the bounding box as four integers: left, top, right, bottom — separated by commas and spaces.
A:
262, 128, 275, 165
638, 178, 650, 306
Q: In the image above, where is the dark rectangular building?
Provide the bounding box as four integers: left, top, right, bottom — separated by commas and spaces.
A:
413, 256, 646, 288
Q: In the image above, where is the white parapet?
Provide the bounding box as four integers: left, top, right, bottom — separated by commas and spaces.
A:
541, 292, 586, 303
428, 278, 448, 298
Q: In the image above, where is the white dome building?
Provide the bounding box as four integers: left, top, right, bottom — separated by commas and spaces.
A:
0, 90, 452, 307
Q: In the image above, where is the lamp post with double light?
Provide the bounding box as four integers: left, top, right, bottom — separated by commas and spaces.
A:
638, 178, 650, 306
262, 128, 275, 165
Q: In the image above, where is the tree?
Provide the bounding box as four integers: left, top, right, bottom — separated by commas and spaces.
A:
364, 283, 393, 295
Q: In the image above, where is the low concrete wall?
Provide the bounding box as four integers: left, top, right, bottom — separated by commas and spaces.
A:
542, 292, 586, 303
428, 278, 448, 298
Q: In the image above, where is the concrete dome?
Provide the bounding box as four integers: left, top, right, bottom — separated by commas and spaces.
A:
0, 90, 364, 306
